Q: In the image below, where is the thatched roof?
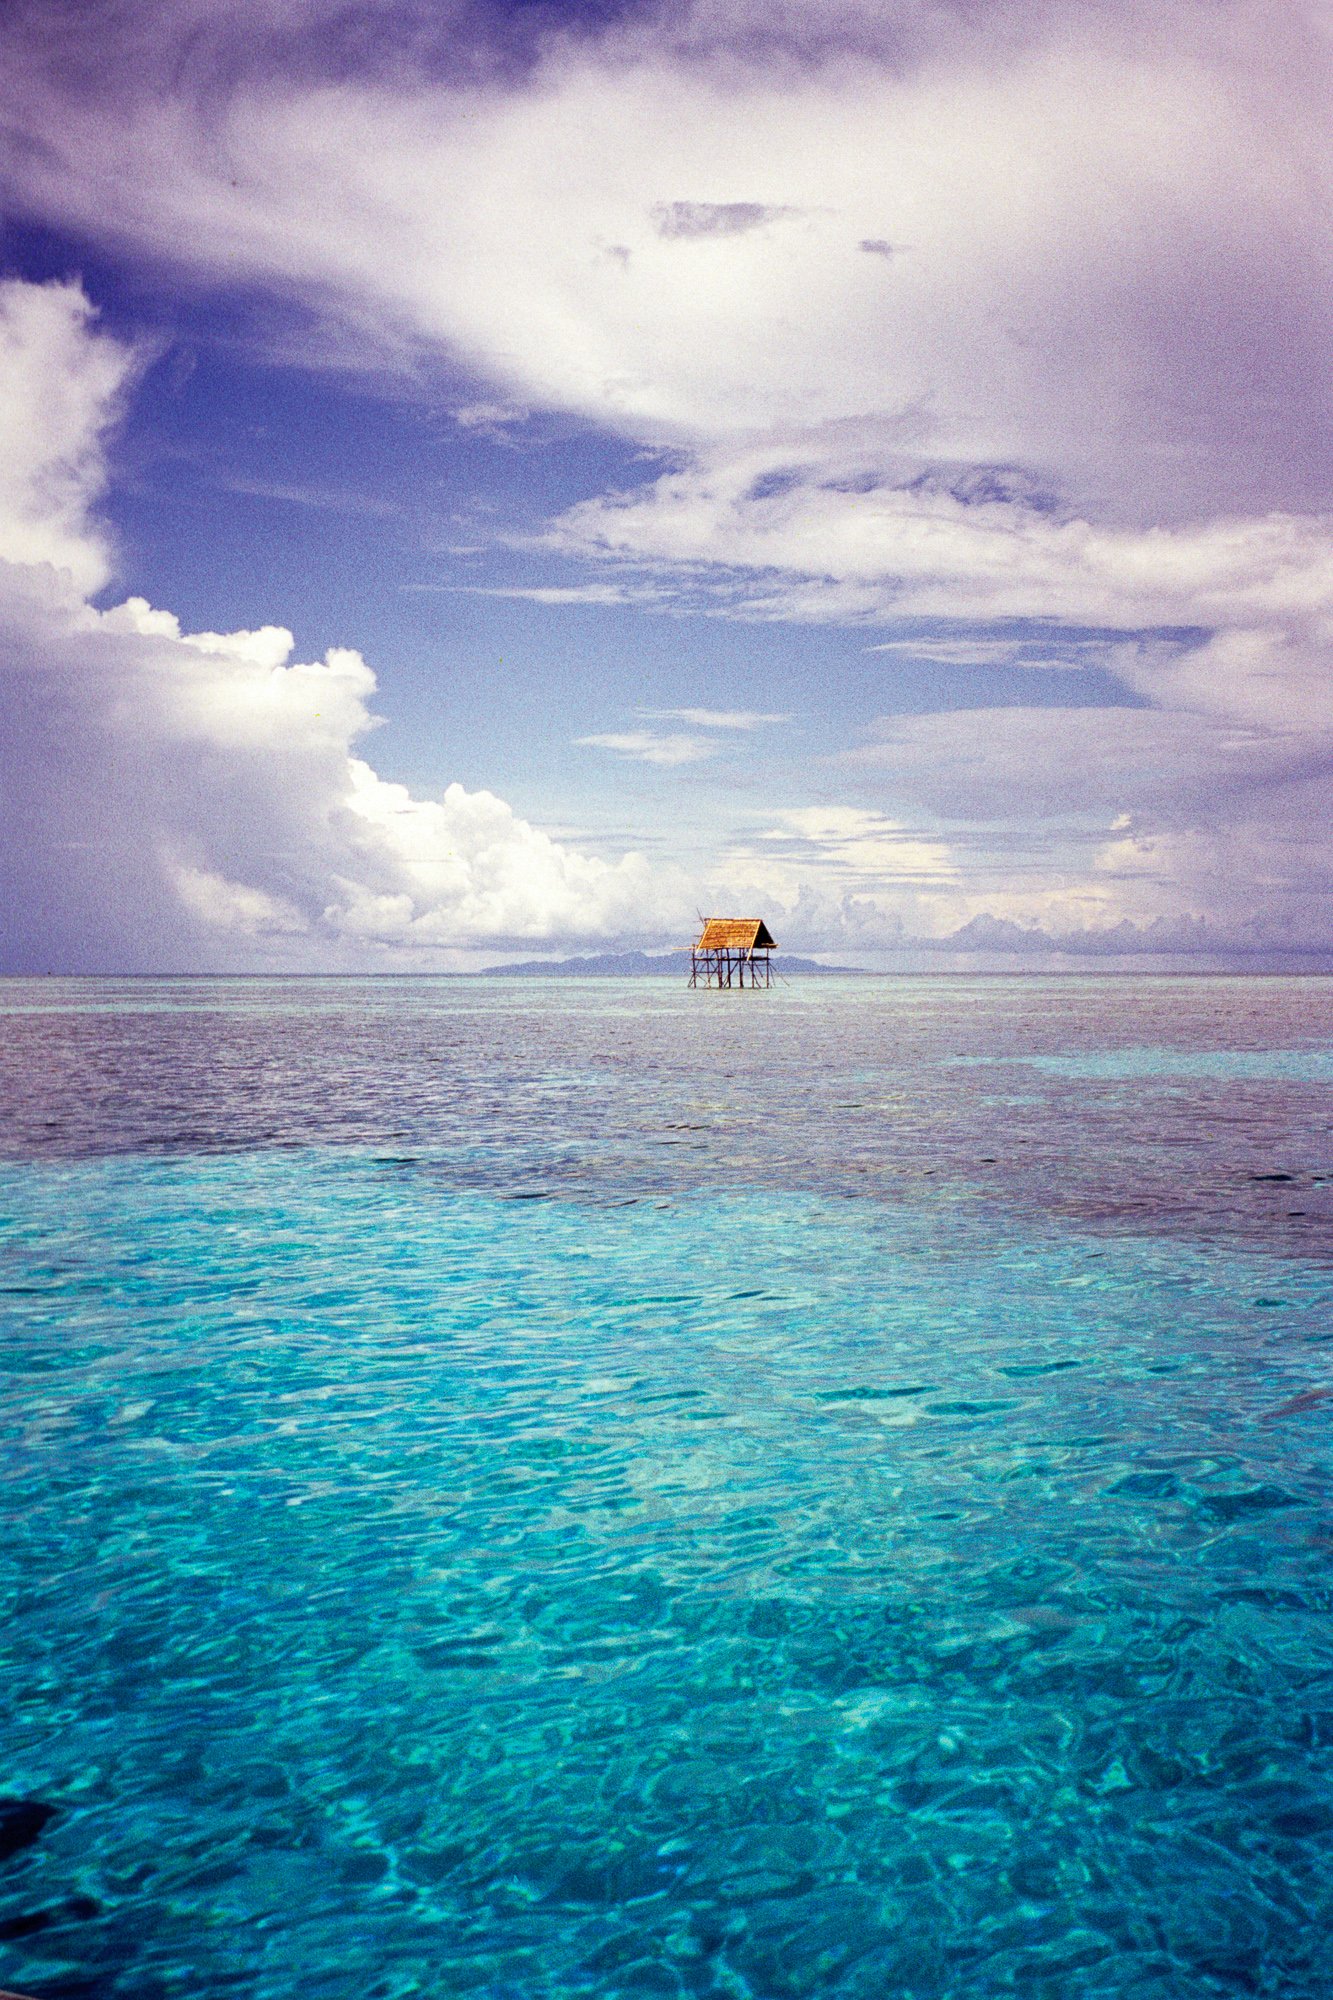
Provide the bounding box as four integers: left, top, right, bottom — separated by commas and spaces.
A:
695, 918, 777, 951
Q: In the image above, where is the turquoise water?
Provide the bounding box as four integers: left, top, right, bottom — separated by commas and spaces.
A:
3, 978, 1333, 1998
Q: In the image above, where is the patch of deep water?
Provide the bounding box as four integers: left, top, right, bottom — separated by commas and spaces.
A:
4, 976, 1333, 1266
3, 1149, 1333, 1998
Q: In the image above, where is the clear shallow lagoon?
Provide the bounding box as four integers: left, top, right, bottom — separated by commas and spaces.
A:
3, 975, 1333, 1999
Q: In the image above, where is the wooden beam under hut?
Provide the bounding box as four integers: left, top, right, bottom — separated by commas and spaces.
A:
688, 917, 777, 990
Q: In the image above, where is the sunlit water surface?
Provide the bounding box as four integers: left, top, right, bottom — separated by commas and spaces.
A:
3, 976, 1333, 1999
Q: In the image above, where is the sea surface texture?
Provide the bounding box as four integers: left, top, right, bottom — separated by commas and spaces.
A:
2, 975, 1333, 2000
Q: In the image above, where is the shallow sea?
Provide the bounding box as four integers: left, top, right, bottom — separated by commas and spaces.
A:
2, 975, 1333, 1999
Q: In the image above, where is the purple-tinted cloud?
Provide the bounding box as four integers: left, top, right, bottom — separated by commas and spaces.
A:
652, 201, 798, 238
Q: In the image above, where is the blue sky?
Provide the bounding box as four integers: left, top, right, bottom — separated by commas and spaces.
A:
2, 0, 1332, 969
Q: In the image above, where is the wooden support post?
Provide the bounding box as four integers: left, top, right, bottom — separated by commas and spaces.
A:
688, 925, 774, 989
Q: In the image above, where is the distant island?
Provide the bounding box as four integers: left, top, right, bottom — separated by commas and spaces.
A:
478, 950, 869, 977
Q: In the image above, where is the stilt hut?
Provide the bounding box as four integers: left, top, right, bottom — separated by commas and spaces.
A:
689, 918, 777, 989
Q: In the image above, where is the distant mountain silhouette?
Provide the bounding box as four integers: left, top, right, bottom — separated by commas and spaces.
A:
478, 950, 868, 977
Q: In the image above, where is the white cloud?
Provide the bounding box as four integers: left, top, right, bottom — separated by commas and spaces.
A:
7, 0, 1333, 519
546, 451, 1333, 634
575, 706, 789, 766
864, 634, 1109, 669
0, 280, 681, 970
640, 707, 791, 729
0, 277, 135, 594
576, 729, 719, 766
453, 400, 528, 432
436, 581, 672, 607
545, 453, 1333, 942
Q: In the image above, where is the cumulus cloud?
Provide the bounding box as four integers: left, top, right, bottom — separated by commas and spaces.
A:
0, 281, 676, 971
0, 277, 134, 593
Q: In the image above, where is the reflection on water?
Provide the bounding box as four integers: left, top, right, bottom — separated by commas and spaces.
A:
2, 977, 1333, 1998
